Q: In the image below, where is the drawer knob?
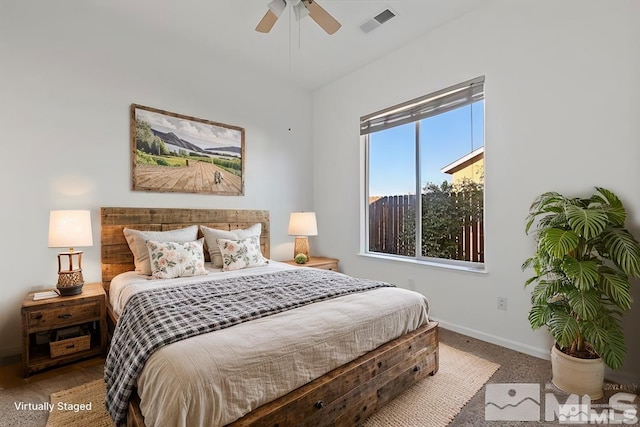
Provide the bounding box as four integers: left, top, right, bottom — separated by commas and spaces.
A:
34, 314, 43, 320
314, 400, 324, 409
58, 314, 72, 319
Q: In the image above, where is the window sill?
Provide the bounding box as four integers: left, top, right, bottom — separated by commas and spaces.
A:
357, 252, 487, 274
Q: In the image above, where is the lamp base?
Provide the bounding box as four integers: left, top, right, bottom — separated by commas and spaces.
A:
57, 270, 84, 296
57, 284, 83, 296
293, 236, 310, 261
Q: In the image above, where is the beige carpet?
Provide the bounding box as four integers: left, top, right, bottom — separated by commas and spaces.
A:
46, 344, 499, 427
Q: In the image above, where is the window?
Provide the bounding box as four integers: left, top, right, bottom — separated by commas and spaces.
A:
363, 77, 485, 268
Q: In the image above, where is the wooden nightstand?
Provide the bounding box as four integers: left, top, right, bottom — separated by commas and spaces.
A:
21, 282, 107, 376
283, 256, 340, 271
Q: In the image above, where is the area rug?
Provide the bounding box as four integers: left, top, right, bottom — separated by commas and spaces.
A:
46, 344, 499, 427
46, 380, 111, 427
362, 343, 500, 427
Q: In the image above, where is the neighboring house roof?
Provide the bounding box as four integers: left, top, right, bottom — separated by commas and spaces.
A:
369, 196, 382, 204
440, 146, 484, 175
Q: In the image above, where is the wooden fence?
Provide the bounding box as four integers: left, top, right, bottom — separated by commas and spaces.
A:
369, 195, 484, 262
369, 195, 416, 256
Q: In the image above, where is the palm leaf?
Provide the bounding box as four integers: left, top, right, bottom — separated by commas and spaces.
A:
528, 304, 552, 330
548, 312, 580, 348
565, 288, 600, 321
542, 228, 579, 259
530, 279, 563, 304
521, 256, 540, 274
599, 270, 633, 311
537, 212, 567, 232
581, 321, 609, 351
525, 192, 565, 234
561, 257, 599, 290
600, 327, 626, 370
565, 204, 608, 239
601, 228, 640, 277
593, 187, 626, 226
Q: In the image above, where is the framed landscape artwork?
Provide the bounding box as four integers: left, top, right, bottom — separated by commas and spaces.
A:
130, 104, 245, 195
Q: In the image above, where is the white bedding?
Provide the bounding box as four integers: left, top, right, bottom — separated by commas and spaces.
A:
109, 261, 297, 317
109, 262, 430, 427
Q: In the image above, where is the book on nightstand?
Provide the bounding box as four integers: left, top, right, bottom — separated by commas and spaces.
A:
32, 290, 60, 301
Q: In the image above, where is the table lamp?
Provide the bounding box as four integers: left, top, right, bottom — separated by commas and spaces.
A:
288, 212, 317, 261
48, 210, 93, 296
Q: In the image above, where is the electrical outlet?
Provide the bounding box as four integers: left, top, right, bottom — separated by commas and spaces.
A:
497, 297, 507, 311
407, 278, 416, 290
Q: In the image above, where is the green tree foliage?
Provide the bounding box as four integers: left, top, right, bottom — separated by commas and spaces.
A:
401, 179, 484, 260
136, 150, 156, 165
136, 120, 169, 156
213, 158, 242, 176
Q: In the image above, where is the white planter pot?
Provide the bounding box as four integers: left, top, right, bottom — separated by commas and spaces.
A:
551, 345, 604, 399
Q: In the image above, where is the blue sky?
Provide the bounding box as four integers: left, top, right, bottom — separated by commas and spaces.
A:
369, 101, 484, 196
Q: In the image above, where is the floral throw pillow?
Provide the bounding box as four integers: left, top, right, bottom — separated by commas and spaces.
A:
216, 236, 268, 271
146, 238, 208, 279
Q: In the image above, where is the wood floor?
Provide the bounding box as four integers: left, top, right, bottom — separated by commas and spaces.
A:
0, 356, 103, 390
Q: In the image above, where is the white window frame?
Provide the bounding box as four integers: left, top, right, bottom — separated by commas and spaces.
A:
362, 77, 485, 271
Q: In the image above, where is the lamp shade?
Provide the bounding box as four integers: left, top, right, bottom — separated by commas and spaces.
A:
288, 212, 318, 236
48, 210, 93, 249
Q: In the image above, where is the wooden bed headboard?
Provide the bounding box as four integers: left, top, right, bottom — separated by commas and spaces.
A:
100, 207, 270, 286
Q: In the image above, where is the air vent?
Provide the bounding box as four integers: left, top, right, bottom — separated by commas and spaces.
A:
360, 8, 397, 33
374, 9, 396, 24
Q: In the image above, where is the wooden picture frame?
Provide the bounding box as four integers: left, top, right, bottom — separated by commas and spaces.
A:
130, 104, 245, 195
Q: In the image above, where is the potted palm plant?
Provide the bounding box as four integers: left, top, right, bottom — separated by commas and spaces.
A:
522, 187, 640, 398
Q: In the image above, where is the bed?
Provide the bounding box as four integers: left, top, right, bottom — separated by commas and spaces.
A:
100, 207, 439, 427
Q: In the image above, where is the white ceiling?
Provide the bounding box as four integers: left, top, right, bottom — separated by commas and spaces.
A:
98, 0, 484, 90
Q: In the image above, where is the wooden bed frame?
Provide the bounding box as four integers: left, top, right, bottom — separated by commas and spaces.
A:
100, 207, 439, 427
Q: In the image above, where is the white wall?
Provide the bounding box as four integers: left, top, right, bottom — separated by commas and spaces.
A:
312, 0, 640, 382
0, 2, 313, 358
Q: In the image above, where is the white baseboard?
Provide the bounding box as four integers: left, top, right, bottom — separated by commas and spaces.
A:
433, 318, 640, 385
433, 317, 552, 361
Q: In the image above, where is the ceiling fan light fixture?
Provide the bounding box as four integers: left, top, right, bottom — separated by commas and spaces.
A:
256, 0, 340, 35
294, 3, 310, 21
267, 0, 286, 17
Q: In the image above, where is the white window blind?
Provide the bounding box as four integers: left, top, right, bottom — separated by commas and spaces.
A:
360, 76, 485, 135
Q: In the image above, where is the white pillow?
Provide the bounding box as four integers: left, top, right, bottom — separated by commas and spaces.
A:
123, 225, 199, 275
200, 223, 262, 268
146, 239, 208, 279
216, 236, 268, 271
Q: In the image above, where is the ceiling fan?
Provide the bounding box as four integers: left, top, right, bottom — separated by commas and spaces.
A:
255, 0, 341, 35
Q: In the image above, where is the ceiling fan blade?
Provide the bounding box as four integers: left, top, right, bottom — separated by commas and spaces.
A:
304, 0, 341, 35
255, 9, 279, 33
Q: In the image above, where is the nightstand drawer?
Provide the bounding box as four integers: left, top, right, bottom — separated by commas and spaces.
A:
312, 261, 338, 271
283, 257, 340, 271
28, 301, 100, 329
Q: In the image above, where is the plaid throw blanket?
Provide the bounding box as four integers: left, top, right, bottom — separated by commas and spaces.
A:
104, 268, 393, 425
